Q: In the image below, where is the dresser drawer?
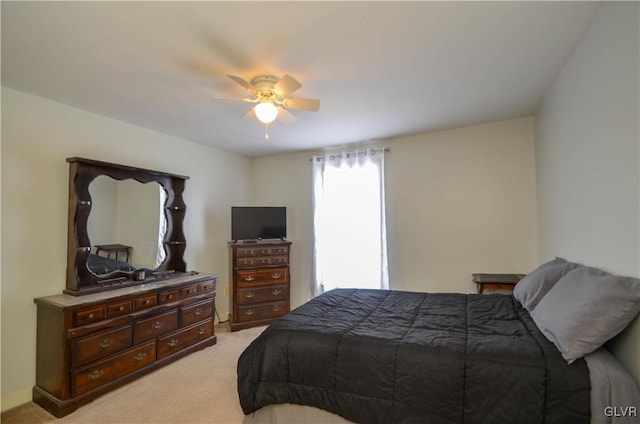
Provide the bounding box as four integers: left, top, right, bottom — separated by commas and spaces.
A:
134, 294, 157, 311
236, 257, 255, 268
237, 285, 288, 305
159, 289, 179, 304
179, 284, 199, 298
180, 299, 213, 328
270, 256, 288, 266
236, 301, 287, 323
237, 256, 288, 269
199, 279, 216, 293
72, 341, 155, 397
107, 300, 132, 318
254, 257, 271, 267
75, 306, 105, 326
236, 247, 255, 257
254, 256, 288, 266
71, 325, 133, 367
236, 268, 288, 286
157, 321, 213, 360
270, 246, 288, 256
133, 309, 179, 344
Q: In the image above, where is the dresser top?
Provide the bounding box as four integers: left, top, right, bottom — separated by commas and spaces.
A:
35, 273, 217, 308
229, 240, 291, 246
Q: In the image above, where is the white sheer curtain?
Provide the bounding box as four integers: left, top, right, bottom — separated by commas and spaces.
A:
156, 186, 167, 266
311, 149, 389, 297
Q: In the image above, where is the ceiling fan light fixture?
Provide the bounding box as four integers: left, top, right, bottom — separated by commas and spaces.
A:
255, 102, 278, 124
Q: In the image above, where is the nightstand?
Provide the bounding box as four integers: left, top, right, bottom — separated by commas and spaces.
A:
95, 243, 132, 262
472, 273, 525, 294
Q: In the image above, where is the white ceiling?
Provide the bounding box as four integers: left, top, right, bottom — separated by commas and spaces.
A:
1, 1, 599, 157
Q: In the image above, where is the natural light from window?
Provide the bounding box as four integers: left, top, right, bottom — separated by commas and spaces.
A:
312, 151, 388, 295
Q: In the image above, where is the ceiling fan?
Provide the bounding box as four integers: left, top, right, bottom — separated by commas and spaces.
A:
218, 74, 320, 139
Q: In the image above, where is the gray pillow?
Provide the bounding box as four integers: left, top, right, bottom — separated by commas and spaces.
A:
531, 266, 640, 363
513, 257, 581, 312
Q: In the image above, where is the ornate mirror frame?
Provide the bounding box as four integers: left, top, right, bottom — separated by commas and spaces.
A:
65, 157, 189, 295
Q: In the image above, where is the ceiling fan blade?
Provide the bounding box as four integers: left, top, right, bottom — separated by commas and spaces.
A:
227, 75, 256, 93
283, 97, 320, 112
242, 107, 255, 120
211, 96, 256, 103
273, 74, 302, 97
277, 107, 297, 124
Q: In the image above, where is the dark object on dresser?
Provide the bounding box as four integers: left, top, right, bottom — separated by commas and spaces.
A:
238, 289, 590, 424
229, 241, 291, 331
472, 272, 525, 294
33, 273, 218, 418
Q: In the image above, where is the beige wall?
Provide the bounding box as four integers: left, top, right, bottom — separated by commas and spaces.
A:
0, 87, 253, 409
535, 3, 639, 382
253, 117, 539, 310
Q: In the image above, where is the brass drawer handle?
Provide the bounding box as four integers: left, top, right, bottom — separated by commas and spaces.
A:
272, 289, 281, 295
272, 306, 280, 312
133, 352, 147, 362
244, 276, 255, 282
271, 273, 281, 279
88, 369, 104, 380
152, 321, 163, 329
193, 309, 202, 316
88, 313, 95, 319
144, 300, 151, 305
245, 292, 254, 299
167, 339, 179, 348
98, 338, 113, 349
245, 309, 255, 316
167, 294, 173, 300
119, 306, 125, 311
198, 328, 206, 336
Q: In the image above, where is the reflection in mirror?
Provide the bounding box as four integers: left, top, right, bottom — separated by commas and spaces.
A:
87, 176, 167, 275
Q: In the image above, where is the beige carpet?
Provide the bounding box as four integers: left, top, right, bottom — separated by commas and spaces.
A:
2, 324, 266, 424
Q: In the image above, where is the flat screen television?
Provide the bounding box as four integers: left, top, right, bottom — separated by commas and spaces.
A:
231, 206, 287, 242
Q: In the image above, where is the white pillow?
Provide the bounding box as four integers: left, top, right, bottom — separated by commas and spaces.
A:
531, 266, 640, 363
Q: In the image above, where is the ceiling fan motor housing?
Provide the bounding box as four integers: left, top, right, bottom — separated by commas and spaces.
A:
250, 75, 279, 93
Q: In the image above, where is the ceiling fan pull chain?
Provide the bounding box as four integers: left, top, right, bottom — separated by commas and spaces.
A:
265, 123, 270, 140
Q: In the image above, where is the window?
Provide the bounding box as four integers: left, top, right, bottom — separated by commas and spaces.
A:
311, 149, 389, 296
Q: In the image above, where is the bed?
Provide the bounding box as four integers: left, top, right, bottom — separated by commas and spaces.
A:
87, 253, 135, 275
238, 259, 640, 424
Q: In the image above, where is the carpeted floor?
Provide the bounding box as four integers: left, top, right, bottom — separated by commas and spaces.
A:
1, 323, 266, 424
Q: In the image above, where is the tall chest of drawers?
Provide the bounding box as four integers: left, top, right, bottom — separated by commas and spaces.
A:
229, 241, 291, 331
33, 273, 218, 418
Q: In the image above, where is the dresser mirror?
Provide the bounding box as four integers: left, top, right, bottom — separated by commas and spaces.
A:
66, 157, 189, 295
87, 176, 166, 274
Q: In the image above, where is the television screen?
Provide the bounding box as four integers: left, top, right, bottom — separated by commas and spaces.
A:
231, 206, 286, 241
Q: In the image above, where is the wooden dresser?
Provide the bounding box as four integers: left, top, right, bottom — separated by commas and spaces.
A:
229, 241, 291, 331
33, 273, 217, 418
